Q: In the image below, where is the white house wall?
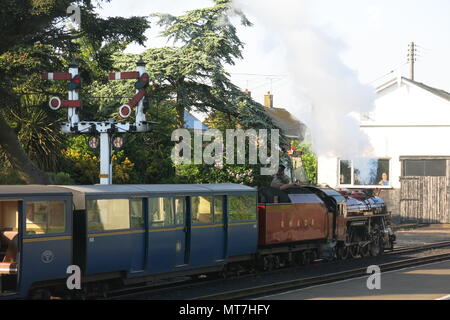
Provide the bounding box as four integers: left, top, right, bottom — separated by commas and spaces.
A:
317, 80, 450, 190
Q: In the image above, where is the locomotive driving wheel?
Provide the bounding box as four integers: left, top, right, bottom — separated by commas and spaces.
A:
369, 236, 384, 256
337, 245, 349, 260
360, 244, 370, 257
350, 245, 359, 258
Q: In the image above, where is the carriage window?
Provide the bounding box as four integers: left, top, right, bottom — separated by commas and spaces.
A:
228, 195, 256, 222
214, 196, 224, 223
130, 199, 144, 229
0, 201, 19, 231
26, 201, 65, 234
192, 196, 213, 224
174, 197, 185, 225
149, 198, 173, 227
87, 199, 130, 231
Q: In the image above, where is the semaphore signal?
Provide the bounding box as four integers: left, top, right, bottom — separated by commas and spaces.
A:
108, 61, 153, 123
43, 58, 155, 185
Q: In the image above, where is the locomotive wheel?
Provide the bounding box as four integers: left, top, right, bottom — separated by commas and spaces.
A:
350, 245, 359, 258
337, 246, 349, 260
360, 244, 370, 257
294, 252, 305, 266
303, 251, 313, 264
310, 250, 318, 263
263, 256, 275, 271
369, 238, 381, 256
274, 256, 281, 269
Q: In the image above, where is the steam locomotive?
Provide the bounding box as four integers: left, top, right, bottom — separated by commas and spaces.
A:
0, 183, 395, 299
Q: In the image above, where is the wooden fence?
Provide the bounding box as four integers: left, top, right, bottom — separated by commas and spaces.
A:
400, 176, 448, 223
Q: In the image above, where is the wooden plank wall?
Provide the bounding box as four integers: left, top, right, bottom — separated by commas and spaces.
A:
400, 163, 449, 224
421, 176, 447, 223
400, 177, 421, 222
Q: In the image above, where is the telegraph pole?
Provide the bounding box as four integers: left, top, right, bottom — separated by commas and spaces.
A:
407, 42, 416, 81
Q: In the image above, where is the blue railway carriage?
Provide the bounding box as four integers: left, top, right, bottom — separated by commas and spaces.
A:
0, 186, 72, 299
64, 184, 257, 287
0, 184, 257, 298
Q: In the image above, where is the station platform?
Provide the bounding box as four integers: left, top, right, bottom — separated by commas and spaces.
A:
394, 224, 450, 247
261, 259, 450, 300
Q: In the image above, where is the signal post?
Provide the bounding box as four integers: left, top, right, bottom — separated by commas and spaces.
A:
43, 58, 154, 185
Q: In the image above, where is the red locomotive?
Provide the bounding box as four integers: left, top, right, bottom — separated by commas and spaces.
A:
254, 186, 395, 270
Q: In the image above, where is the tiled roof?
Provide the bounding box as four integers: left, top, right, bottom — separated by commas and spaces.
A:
264, 107, 306, 140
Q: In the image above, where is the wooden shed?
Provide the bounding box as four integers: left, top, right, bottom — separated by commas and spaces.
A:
399, 156, 450, 223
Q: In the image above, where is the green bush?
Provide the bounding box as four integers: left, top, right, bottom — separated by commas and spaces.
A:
48, 172, 75, 185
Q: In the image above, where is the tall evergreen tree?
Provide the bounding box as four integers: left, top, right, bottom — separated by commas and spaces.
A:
0, 0, 149, 183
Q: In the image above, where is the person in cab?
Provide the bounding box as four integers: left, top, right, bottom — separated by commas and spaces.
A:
271, 164, 299, 190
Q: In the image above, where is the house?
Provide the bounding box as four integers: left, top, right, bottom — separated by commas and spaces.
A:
184, 111, 208, 130
260, 91, 308, 182
317, 76, 450, 223
261, 91, 307, 142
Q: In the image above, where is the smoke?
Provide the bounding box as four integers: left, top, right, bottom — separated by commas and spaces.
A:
231, 0, 376, 158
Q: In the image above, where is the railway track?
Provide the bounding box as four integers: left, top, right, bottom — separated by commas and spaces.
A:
390, 240, 450, 254
193, 252, 450, 300
105, 241, 450, 300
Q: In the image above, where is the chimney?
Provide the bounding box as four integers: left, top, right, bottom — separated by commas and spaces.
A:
243, 88, 251, 97
407, 42, 416, 81
264, 91, 273, 108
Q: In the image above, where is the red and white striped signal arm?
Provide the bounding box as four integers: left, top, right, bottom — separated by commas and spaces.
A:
42, 72, 82, 109
42, 72, 71, 81
109, 72, 150, 119
108, 72, 139, 80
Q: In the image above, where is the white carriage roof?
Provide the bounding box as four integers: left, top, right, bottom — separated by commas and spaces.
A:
0, 185, 71, 197
59, 184, 256, 195
59, 184, 256, 210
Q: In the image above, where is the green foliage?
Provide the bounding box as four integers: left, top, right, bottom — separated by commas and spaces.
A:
292, 141, 317, 184
228, 194, 257, 221
48, 172, 75, 185
0, 0, 150, 183
0, 168, 26, 185
0, 0, 289, 185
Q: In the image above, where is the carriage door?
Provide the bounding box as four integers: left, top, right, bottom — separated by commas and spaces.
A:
174, 197, 188, 267
213, 196, 227, 262
130, 198, 146, 272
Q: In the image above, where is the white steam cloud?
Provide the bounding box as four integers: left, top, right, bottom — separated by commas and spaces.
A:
232, 0, 376, 158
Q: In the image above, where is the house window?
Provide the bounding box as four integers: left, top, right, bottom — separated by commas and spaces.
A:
339, 158, 390, 187
404, 160, 446, 177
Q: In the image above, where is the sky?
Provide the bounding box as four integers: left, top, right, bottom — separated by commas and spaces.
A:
96, 0, 450, 110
